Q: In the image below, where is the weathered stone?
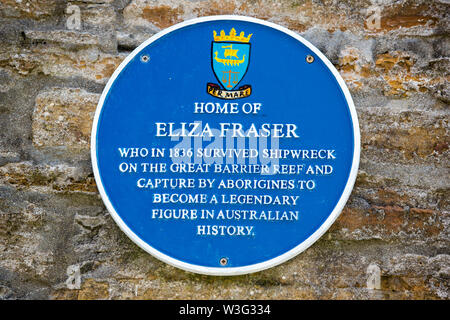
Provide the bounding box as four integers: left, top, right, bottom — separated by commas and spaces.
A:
337, 46, 373, 89
32, 87, 99, 151
329, 203, 444, 242
123, 1, 184, 29
77, 279, 109, 300
116, 30, 155, 50
0, 0, 448, 301
0, 161, 97, 193
78, 4, 117, 28
358, 106, 449, 161
0, 0, 59, 20
366, 1, 442, 33
25, 30, 100, 46
0, 44, 125, 82
51, 242, 449, 300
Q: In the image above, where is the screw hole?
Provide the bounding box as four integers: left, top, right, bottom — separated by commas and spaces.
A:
140, 54, 150, 63
219, 257, 228, 266
306, 55, 314, 63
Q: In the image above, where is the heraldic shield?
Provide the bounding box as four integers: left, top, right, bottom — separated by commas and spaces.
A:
208, 28, 252, 99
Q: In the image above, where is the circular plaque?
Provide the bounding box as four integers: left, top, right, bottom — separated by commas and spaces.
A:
91, 16, 360, 275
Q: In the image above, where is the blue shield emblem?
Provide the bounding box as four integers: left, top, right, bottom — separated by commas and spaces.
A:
212, 42, 250, 90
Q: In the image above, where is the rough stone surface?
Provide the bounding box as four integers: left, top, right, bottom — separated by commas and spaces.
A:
0, 0, 448, 300
32, 87, 99, 150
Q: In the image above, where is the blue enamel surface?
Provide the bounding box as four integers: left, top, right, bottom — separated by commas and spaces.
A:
95, 19, 355, 268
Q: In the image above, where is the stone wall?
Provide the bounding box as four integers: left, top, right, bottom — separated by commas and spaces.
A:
0, 0, 448, 299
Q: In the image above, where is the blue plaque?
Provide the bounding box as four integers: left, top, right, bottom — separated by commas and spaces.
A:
91, 16, 360, 275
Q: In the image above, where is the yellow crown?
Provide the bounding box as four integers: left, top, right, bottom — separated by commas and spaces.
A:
213, 28, 252, 43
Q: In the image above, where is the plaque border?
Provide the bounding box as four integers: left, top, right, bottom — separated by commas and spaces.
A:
91, 15, 361, 276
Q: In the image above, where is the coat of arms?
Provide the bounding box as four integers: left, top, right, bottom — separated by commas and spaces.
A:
207, 28, 252, 99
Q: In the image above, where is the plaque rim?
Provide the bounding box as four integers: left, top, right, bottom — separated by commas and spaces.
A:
90, 15, 361, 276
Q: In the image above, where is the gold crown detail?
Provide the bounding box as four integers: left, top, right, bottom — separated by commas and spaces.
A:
213, 28, 252, 43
